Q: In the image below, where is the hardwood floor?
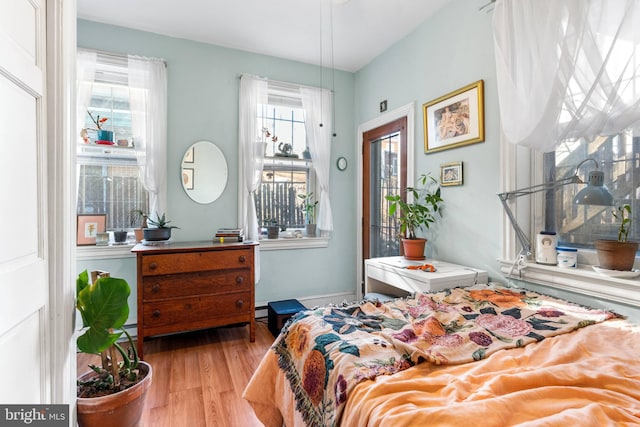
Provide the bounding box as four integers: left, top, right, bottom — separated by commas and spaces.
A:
77, 319, 275, 426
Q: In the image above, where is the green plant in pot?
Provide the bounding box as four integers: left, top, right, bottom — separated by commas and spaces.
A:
143, 212, 179, 241
385, 173, 444, 260
76, 270, 152, 427
265, 218, 279, 239
594, 204, 639, 271
129, 209, 148, 243
298, 192, 319, 237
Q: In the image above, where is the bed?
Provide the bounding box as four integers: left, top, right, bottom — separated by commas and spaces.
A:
243, 283, 640, 426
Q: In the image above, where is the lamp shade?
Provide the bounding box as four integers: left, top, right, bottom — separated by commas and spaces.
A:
573, 170, 614, 206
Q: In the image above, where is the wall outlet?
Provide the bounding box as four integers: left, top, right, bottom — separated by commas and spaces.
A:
379, 100, 387, 112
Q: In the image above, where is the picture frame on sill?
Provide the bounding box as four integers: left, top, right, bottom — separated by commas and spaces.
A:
77, 214, 106, 246
423, 80, 484, 154
441, 161, 463, 186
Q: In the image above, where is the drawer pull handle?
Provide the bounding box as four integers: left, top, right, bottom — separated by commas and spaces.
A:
236, 299, 244, 308
152, 284, 160, 293
238, 255, 246, 263
152, 309, 161, 318
235, 276, 244, 285
149, 262, 158, 270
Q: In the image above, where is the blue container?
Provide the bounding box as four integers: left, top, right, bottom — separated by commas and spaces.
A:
96, 129, 114, 142
557, 246, 578, 268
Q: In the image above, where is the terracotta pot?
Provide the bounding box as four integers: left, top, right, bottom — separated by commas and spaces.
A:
594, 239, 639, 271
133, 228, 144, 243
77, 361, 152, 427
401, 238, 427, 260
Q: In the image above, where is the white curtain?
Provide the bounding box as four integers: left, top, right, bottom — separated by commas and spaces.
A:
301, 87, 334, 232
76, 50, 97, 143
239, 75, 268, 283
128, 55, 168, 219
493, 0, 640, 152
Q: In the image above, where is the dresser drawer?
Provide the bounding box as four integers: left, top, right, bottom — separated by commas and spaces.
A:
141, 248, 252, 275
142, 269, 250, 300
142, 292, 251, 332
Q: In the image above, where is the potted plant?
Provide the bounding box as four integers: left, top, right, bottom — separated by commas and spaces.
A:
594, 204, 639, 271
76, 270, 152, 427
298, 192, 319, 237
265, 218, 279, 239
385, 173, 444, 260
143, 212, 179, 241
87, 110, 113, 143
129, 209, 148, 243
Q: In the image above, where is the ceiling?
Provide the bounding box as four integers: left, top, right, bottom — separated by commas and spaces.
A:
76, 0, 453, 72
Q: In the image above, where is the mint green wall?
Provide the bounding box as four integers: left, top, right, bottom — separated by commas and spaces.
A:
77, 19, 357, 305
355, 1, 501, 280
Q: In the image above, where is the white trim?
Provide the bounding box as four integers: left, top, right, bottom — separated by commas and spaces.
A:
356, 102, 415, 299
76, 245, 136, 260
257, 237, 329, 251
500, 260, 640, 307
46, 0, 77, 411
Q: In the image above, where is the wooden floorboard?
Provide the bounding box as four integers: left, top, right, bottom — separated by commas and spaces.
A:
77, 319, 275, 426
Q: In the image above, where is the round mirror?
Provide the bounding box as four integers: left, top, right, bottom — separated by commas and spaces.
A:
181, 141, 228, 204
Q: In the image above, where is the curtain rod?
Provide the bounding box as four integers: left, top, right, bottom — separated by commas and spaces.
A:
78, 47, 167, 67
238, 73, 333, 93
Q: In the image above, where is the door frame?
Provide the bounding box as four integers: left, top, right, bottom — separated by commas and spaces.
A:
47, 0, 78, 410
356, 102, 415, 300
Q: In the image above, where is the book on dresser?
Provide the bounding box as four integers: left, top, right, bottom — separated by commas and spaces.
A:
215, 227, 244, 241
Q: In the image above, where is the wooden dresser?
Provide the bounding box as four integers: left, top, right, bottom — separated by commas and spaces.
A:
131, 240, 257, 358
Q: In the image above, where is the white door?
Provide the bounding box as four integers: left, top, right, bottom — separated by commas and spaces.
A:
0, 0, 51, 403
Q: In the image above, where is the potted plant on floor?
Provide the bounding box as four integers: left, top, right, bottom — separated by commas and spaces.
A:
76, 270, 152, 427
298, 192, 319, 237
143, 212, 179, 241
385, 173, 444, 260
594, 204, 639, 271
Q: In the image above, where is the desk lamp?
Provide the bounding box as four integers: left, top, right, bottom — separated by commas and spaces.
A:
498, 158, 614, 259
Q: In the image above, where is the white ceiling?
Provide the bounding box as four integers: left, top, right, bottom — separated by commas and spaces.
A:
76, 0, 453, 72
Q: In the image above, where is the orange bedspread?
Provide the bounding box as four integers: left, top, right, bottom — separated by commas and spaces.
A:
243, 286, 640, 426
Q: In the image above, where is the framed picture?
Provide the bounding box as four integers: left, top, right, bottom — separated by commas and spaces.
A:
423, 80, 484, 153
183, 146, 194, 163
182, 167, 194, 190
441, 161, 463, 186
77, 214, 107, 246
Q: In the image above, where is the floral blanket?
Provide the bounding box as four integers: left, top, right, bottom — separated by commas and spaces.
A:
272, 284, 617, 426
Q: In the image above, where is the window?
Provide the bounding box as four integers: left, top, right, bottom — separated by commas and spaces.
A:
545, 133, 640, 248
76, 50, 167, 248
257, 103, 315, 232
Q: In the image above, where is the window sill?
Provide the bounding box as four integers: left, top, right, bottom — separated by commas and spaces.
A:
257, 236, 329, 251
499, 259, 640, 307
76, 244, 136, 260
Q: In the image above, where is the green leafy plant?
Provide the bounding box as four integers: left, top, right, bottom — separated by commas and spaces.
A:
385, 173, 444, 239
298, 192, 319, 224
613, 204, 632, 242
147, 212, 179, 229
76, 270, 141, 397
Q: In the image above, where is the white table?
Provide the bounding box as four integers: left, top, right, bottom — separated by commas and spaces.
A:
363, 256, 488, 300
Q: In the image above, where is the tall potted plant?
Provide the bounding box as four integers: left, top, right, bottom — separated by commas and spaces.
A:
385, 173, 444, 260
76, 270, 152, 427
298, 192, 319, 237
594, 204, 639, 271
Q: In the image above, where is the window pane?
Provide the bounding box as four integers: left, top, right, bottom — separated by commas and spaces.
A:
549, 132, 640, 247
255, 102, 312, 232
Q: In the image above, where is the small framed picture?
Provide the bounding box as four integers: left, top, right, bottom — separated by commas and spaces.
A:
77, 214, 107, 246
441, 161, 463, 186
423, 80, 484, 153
183, 146, 194, 163
182, 168, 194, 190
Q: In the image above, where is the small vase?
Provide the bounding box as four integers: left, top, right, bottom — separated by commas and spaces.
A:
305, 224, 316, 237
113, 231, 128, 243
97, 129, 114, 142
